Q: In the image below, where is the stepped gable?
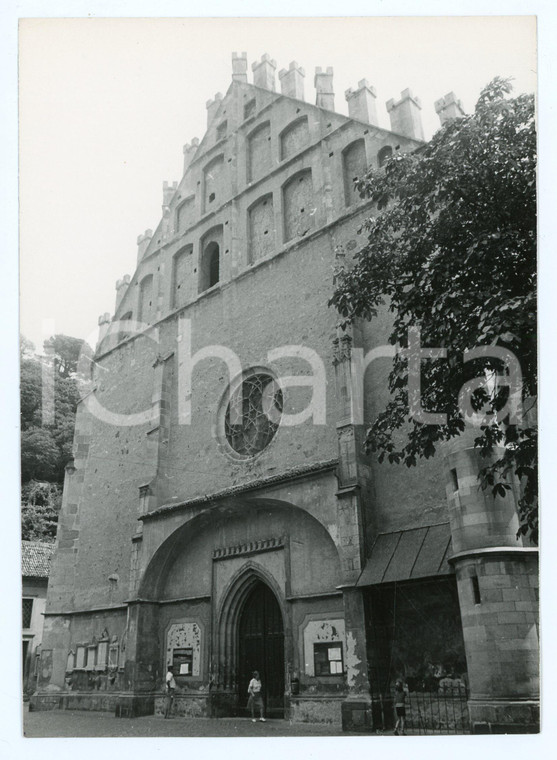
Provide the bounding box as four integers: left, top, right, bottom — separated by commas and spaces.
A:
106, 53, 425, 337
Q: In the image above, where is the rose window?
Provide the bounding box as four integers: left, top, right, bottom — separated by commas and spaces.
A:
224, 374, 283, 456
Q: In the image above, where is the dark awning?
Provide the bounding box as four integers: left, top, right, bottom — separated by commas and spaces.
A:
356, 523, 453, 587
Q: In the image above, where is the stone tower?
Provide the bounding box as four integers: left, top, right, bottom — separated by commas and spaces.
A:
443, 428, 539, 733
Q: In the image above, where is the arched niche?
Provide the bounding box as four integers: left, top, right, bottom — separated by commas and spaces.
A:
138, 274, 154, 324
203, 154, 224, 212
137, 498, 342, 603
282, 169, 314, 242
342, 139, 368, 206
378, 144, 393, 168
247, 121, 272, 183
279, 116, 309, 161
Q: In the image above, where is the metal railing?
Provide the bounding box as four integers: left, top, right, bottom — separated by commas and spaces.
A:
403, 686, 470, 735
372, 685, 470, 735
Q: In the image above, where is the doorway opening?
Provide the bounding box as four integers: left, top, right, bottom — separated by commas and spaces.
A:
365, 577, 469, 734
238, 580, 284, 718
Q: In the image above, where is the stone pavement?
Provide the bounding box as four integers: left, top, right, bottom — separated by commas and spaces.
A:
23, 706, 356, 738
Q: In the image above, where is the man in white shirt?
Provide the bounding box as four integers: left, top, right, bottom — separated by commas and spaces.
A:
164, 666, 176, 718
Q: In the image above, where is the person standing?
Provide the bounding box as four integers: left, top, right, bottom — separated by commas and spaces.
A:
393, 679, 407, 735
247, 670, 266, 722
164, 666, 176, 718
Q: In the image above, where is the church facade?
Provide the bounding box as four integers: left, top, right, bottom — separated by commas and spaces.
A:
33, 53, 539, 733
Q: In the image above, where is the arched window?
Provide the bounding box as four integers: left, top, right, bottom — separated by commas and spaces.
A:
378, 145, 393, 168
280, 117, 309, 161
342, 139, 368, 206
200, 241, 220, 292
247, 122, 272, 183
138, 275, 154, 325
283, 170, 314, 242
248, 194, 274, 263
209, 247, 220, 287
203, 155, 224, 212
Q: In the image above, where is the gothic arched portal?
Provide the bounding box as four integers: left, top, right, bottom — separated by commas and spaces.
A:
238, 580, 285, 717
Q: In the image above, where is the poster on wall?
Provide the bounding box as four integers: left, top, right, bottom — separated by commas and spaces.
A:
172, 647, 193, 676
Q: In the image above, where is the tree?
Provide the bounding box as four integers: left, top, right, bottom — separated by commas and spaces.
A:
20, 358, 43, 430
43, 334, 91, 379
20, 427, 61, 483
330, 78, 537, 542
20, 334, 86, 540
20, 335, 36, 360
20, 334, 84, 485
21, 481, 62, 542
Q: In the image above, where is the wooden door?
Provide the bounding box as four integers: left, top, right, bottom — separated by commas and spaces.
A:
238, 581, 284, 717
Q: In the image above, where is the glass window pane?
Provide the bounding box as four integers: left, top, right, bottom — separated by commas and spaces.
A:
22, 598, 33, 628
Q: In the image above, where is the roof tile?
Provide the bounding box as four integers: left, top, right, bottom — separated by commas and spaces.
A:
21, 541, 54, 578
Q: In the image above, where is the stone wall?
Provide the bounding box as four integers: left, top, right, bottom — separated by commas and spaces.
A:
289, 696, 343, 726
455, 553, 539, 732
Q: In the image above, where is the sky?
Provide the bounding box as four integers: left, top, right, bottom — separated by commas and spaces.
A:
18, 15, 538, 353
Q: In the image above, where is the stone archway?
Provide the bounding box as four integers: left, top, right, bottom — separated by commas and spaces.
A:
134, 498, 343, 717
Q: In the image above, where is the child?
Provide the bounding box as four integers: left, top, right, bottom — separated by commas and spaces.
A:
247, 670, 266, 722
394, 679, 407, 735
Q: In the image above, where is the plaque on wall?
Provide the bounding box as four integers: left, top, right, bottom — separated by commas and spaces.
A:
108, 643, 119, 669
96, 640, 109, 670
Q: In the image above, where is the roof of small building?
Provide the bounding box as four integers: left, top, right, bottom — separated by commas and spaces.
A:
21, 541, 55, 578
357, 522, 453, 587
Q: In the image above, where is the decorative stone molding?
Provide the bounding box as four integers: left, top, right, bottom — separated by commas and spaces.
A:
142, 458, 338, 521
302, 617, 346, 677
213, 536, 284, 560
166, 621, 202, 676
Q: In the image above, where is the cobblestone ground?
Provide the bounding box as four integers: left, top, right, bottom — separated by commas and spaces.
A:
23, 706, 353, 738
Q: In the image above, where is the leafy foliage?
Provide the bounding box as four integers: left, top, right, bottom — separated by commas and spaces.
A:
43, 334, 92, 378
330, 78, 537, 542
20, 358, 43, 430
21, 427, 61, 483
20, 355, 82, 483
20, 333, 88, 540
21, 481, 62, 543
